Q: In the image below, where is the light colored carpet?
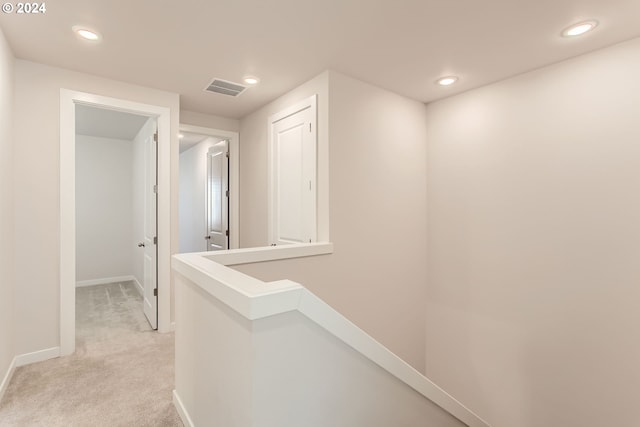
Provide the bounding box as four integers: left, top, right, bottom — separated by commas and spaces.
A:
0, 281, 183, 427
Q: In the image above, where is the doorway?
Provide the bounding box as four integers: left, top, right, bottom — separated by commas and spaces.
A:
178, 124, 239, 253
74, 105, 158, 329
60, 90, 172, 356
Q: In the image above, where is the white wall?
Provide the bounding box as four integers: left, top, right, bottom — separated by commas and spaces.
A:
0, 25, 15, 394
179, 137, 222, 253
174, 273, 466, 427
424, 37, 640, 427
75, 135, 134, 283
235, 70, 429, 372
13, 60, 179, 355
252, 311, 463, 427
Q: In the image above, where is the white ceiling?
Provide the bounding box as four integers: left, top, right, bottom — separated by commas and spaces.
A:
179, 132, 218, 153
75, 104, 149, 140
2, 0, 640, 119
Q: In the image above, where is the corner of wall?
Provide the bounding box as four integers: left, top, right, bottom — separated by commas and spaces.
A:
326, 70, 429, 372
422, 37, 640, 426
0, 22, 16, 400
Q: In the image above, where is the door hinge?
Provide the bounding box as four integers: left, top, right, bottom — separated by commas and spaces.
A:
309, 123, 312, 132
153, 236, 157, 245
225, 190, 229, 198
153, 184, 158, 194
153, 133, 158, 143
153, 288, 158, 297
226, 151, 230, 158
225, 230, 229, 237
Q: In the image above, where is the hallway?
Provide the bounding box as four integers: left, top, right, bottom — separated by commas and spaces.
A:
0, 282, 181, 426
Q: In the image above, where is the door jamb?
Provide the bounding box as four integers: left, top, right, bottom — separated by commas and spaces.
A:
60, 89, 172, 356
179, 124, 240, 250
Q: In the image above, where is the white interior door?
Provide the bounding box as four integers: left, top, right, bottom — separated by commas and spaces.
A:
269, 102, 316, 245
206, 141, 229, 251
142, 119, 158, 329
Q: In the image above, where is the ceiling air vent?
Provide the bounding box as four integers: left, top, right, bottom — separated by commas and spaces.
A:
204, 78, 248, 97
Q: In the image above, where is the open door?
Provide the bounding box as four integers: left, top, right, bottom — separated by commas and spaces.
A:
206, 140, 229, 251
142, 119, 158, 329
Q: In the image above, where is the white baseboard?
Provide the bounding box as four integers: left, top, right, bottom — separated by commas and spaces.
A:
76, 275, 136, 287
173, 390, 194, 427
132, 276, 144, 296
0, 356, 16, 404
158, 321, 175, 334
15, 347, 60, 367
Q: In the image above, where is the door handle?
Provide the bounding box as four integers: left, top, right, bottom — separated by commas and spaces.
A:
137, 242, 145, 247
204, 236, 211, 240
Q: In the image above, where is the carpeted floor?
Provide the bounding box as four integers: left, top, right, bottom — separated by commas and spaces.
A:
0, 281, 183, 427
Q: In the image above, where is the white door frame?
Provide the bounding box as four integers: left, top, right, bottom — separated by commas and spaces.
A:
179, 124, 240, 250
60, 89, 172, 356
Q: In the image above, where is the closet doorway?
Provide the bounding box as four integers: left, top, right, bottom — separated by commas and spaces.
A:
60, 90, 172, 356
75, 105, 159, 329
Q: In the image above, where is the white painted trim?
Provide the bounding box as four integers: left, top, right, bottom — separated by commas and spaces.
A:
155, 103, 172, 335
132, 276, 144, 296
172, 246, 490, 427
173, 256, 303, 321
15, 347, 60, 367
296, 292, 487, 427
179, 124, 240, 250
60, 89, 76, 357
203, 242, 333, 266
76, 275, 137, 287
172, 244, 332, 320
267, 94, 318, 245
0, 357, 16, 404
173, 390, 195, 427
60, 89, 173, 356
269, 94, 318, 124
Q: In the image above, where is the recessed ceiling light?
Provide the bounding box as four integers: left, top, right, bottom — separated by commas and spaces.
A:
243, 76, 260, 85
436, 76, 458, 86
562, 20, 598, 37
72, 25, 101, 41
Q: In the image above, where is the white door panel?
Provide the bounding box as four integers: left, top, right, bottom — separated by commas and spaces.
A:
277, 124, 304, 243
206, 141, 229, 251
142, 119, 157, 329
269, 98, 317, 246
